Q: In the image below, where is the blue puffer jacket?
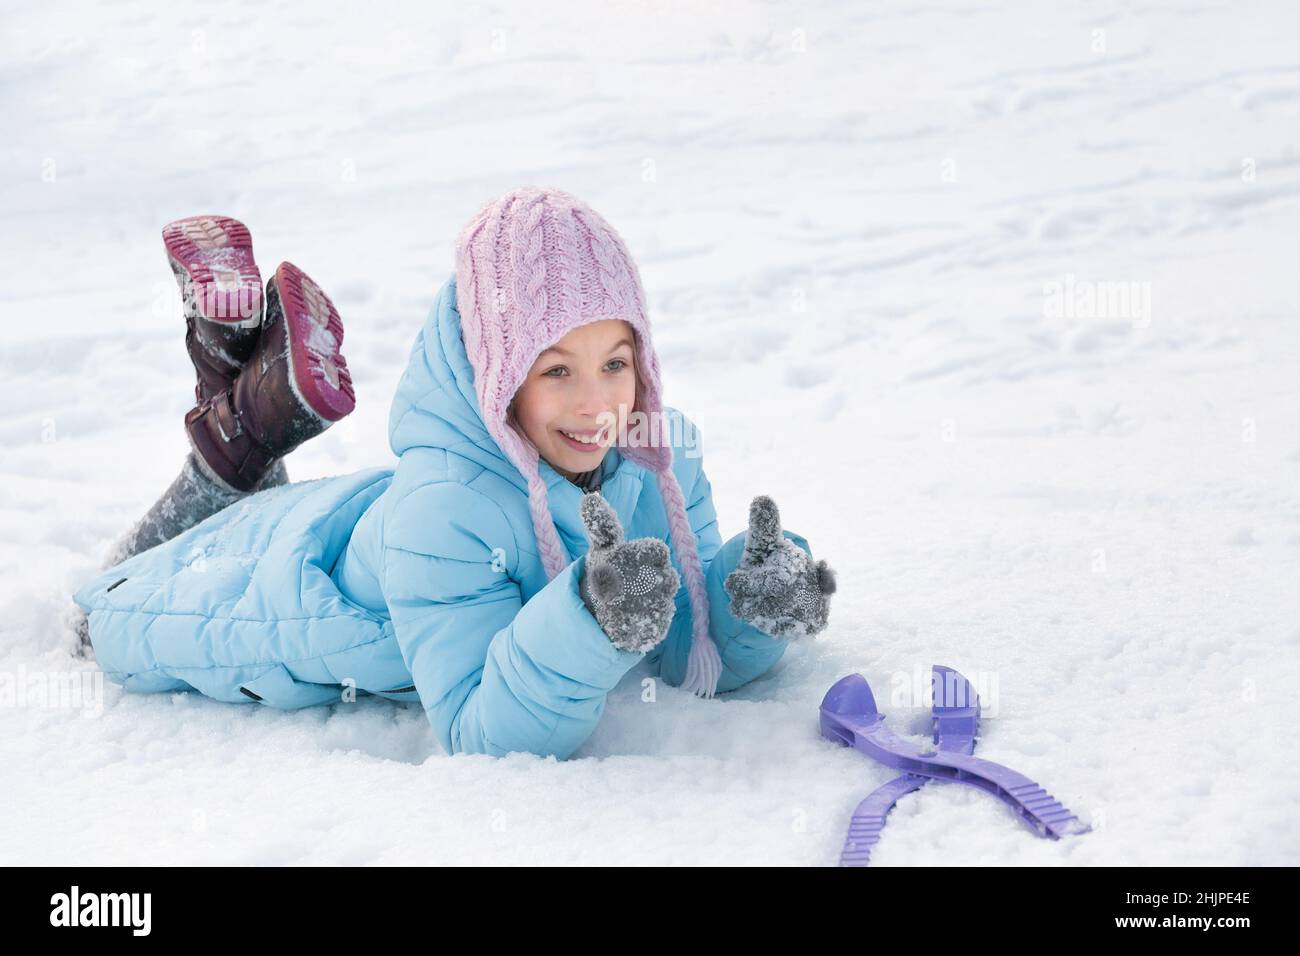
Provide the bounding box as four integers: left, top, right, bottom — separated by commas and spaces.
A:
73, 274, 815, 758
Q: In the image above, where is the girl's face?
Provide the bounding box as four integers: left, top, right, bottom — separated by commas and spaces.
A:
509, 319, 638, 480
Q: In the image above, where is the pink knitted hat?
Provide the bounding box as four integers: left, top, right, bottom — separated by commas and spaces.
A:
454, 185, 722, 698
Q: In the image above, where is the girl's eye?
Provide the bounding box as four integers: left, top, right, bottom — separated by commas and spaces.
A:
542, 359, 628, 378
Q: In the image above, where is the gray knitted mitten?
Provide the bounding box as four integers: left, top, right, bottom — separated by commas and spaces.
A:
578, 492, 682, 653
724, 495, 837, 640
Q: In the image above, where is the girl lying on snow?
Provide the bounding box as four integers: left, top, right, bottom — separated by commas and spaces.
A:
72, 186, 838, 759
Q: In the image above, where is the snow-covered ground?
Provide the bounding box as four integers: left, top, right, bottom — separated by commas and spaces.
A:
2, 0, 1297, 865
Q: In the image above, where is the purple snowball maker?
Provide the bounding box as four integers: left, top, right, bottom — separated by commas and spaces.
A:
821, 666, 1090, 865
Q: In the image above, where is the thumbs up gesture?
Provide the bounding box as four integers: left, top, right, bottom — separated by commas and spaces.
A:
578, 492, 682, 653
724, 496, 836, 639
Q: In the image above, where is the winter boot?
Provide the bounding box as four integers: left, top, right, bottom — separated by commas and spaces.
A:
184, 261, 356, 493
162, 215, 265, 404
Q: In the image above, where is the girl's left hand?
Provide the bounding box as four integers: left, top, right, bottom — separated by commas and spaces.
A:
724, 495, 837, 639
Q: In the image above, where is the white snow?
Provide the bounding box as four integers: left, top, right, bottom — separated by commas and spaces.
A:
2, 0, 1297, 865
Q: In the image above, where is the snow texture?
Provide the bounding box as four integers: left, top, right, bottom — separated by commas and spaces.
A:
578, 492, 681, 653
1, 1, 1298, 865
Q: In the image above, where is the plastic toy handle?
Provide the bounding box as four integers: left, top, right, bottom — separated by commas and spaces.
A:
838, 664, 981, 867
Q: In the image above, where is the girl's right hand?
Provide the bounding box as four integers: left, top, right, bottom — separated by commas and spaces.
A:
578, 492, 681, 653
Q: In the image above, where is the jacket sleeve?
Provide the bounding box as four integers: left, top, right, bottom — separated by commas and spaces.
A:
648, 444, 812, 694
381, 480, 643, 759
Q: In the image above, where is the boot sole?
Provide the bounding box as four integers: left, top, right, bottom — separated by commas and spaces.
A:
271, 261, 356, 422
162, 215, 263, 326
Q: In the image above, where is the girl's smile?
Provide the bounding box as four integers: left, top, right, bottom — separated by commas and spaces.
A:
557, 425, 610, 451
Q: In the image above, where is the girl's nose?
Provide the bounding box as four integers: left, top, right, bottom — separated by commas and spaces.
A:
572, 374, 609, 417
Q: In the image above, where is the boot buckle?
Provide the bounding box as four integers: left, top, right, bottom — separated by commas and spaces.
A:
210, 389, 243, 442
